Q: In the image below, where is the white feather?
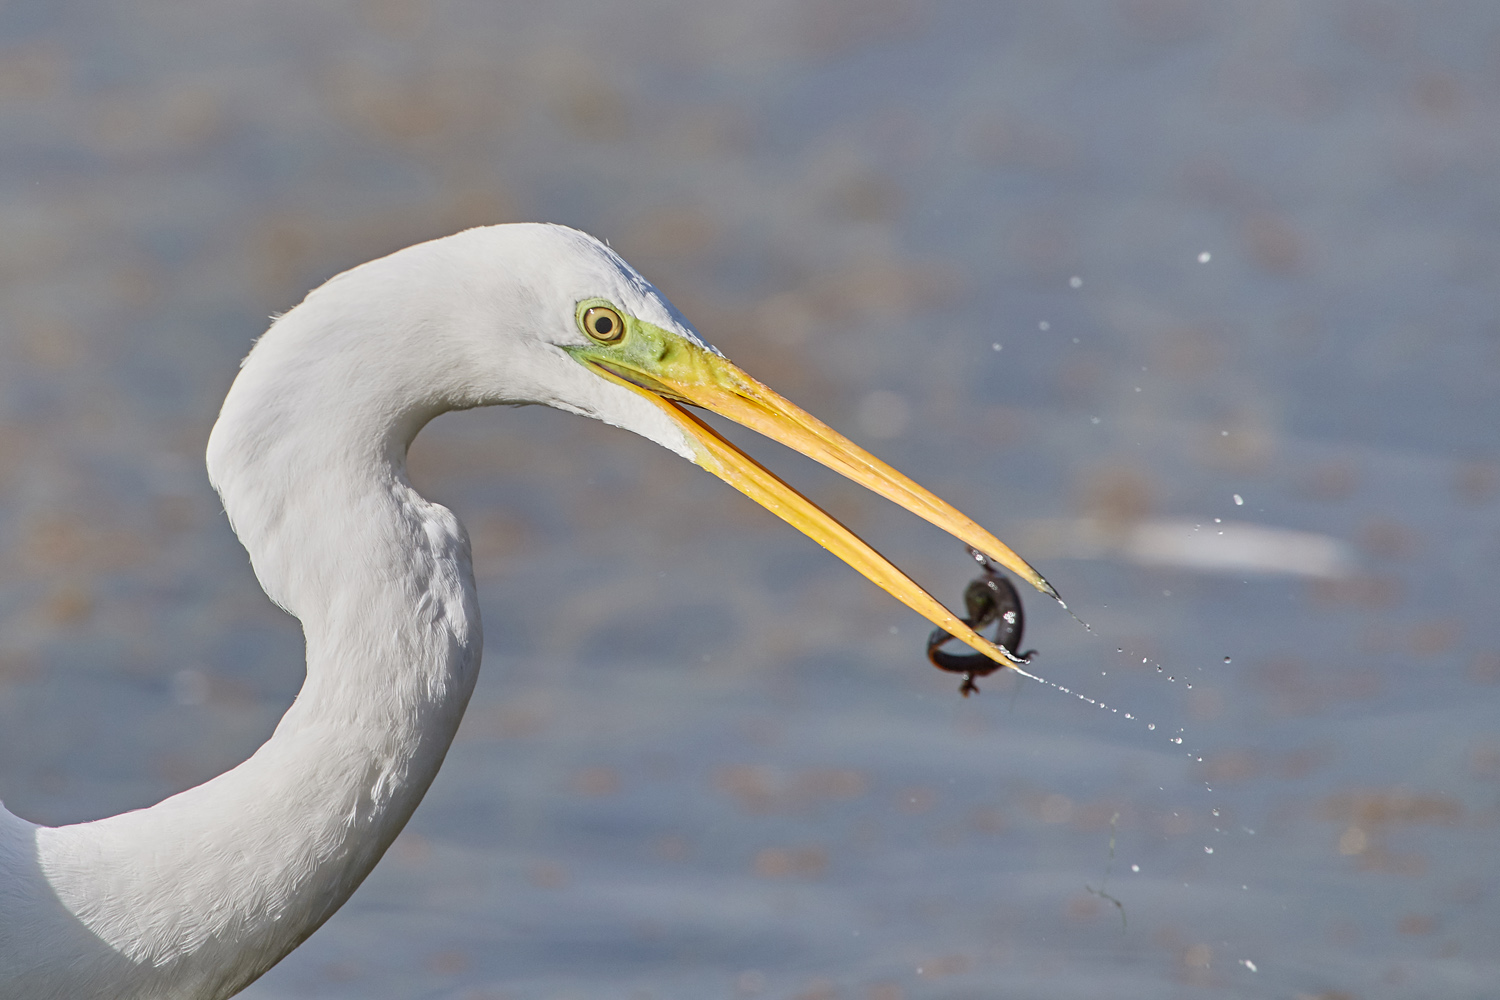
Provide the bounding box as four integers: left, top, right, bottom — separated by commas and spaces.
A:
0, 224, 702, 999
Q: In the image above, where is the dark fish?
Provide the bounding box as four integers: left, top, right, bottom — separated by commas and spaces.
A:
927, 548, 1036, 696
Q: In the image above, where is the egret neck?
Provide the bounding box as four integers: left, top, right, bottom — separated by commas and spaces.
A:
0, 224, 1054, 1000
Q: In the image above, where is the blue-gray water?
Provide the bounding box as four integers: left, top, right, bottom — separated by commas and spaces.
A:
0, 2, 1496, 997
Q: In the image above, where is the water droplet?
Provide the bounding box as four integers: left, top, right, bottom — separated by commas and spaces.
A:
1131, 864, 1140, 872
1039, 320, 1050, 331
1147, 723, 1156, 730
1197, 251, 1211, 263
1204, 845, 1214, 854
1069, 275, 1082, 288
1091, 416, 1101, 424
1233, 493, 1244, 505
1172, 737, 1183, 744
1212, 808, 1220, 817
1222, 656, 1232, 664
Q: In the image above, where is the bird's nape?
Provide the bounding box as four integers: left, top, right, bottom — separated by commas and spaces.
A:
562, 294, 1056, 670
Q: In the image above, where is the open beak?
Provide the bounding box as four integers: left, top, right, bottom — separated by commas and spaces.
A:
567, 310, 1058, 672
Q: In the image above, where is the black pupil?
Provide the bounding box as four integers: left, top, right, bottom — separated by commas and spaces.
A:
593, 315, 614, 336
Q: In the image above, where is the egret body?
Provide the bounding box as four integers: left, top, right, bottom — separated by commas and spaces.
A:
0, 224, 1052, 998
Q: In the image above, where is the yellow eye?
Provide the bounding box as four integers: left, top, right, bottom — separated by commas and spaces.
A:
581, 305, 625, 344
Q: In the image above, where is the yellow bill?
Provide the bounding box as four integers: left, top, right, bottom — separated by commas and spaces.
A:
565, 298, 1058, 670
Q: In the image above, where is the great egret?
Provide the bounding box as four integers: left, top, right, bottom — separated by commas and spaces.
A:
0, 223, 1054, 999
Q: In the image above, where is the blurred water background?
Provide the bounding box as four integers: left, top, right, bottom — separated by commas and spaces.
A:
0, 2, 1497, 997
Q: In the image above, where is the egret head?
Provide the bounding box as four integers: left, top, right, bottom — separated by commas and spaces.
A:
487, 224, 1056, 669
220, 223, 1055, 669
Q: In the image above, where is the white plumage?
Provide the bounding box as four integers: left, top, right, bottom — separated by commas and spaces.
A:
0, 223, 1050, 998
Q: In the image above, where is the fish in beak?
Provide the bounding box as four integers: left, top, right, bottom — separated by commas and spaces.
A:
565, 298, 1058, 672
